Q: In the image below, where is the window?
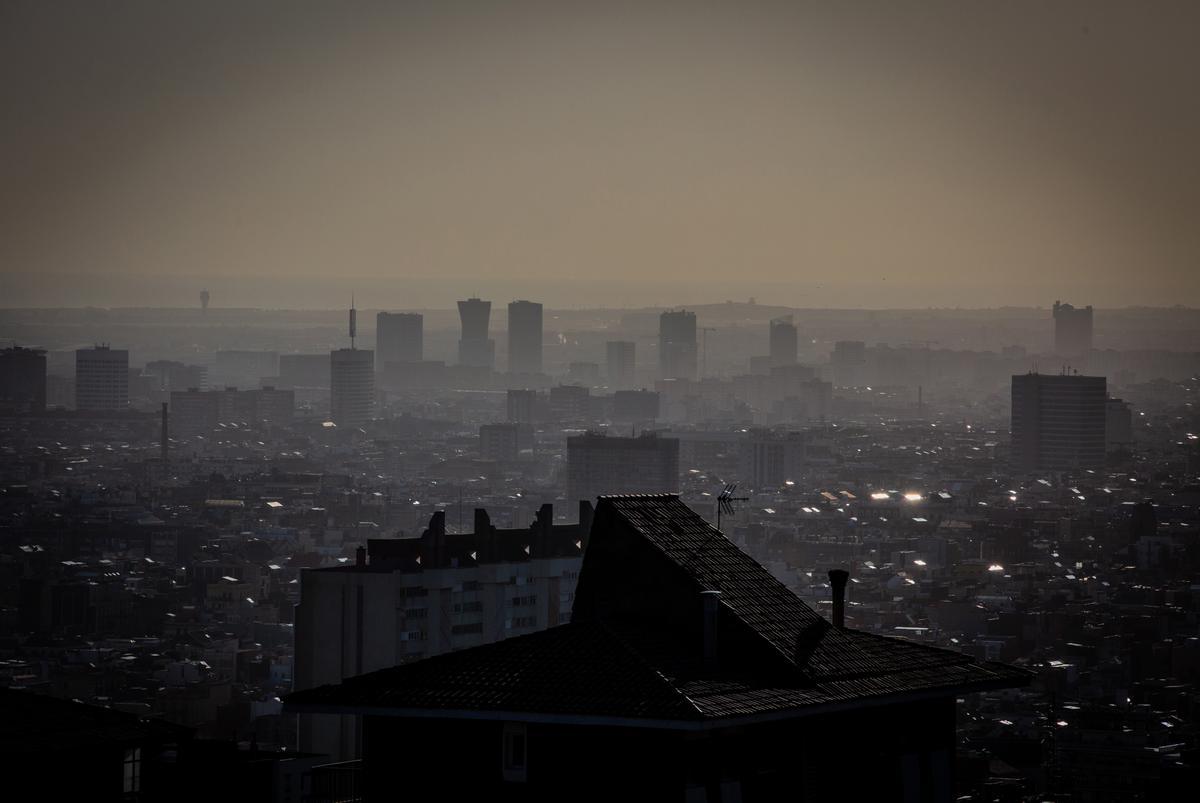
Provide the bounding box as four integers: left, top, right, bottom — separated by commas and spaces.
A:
510, 594, 537, 607
502, 723, 527, 783
123, 747, 141, 795
451, 622, 483, 635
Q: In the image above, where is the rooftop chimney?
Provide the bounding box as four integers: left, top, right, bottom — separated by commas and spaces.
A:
828, 569, 849, 628
700, 590, 721, 674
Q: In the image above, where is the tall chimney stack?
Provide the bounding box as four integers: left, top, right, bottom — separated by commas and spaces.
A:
700, 590, 721, 674
828, 569, 849, 628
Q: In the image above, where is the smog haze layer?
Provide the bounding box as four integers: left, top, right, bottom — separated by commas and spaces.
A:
3, 1, 1198, 309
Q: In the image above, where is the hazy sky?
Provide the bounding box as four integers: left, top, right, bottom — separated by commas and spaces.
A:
2, 1, 1198, 309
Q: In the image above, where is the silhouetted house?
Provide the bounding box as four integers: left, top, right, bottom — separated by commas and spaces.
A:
0, 688, 187, 801
287, 495, 1027, 802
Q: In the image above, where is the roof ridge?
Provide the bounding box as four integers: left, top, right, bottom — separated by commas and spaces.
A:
604, 496, 825, 673
596, 620, 704, 719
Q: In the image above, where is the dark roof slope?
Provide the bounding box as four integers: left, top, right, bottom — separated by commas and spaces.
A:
0, 688, 187, 752
287, 495, 1029, 725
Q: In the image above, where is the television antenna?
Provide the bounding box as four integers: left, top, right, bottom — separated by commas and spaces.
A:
716, 482, 749, 532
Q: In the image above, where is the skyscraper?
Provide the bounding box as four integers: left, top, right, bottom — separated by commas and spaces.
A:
1053, 301, 1094, 358
457, 298, 495, 369
769, 315, 798, 368
1011, 372, 1106, 472
376, 312, 423, 371
75, 345, 128, 411
330, 301, 374, 426
0, 346, 47, 413
659, 310, 697, 380
507, 300, 543, 374
605, 340, 635, 389
566, 432, 679, 505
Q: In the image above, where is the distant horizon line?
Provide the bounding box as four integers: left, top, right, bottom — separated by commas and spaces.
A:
2, 303, 1197, 314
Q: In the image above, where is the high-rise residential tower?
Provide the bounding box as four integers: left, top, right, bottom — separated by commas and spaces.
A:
0, 346, 47, 413
1052, 301, 1094, 359
659, 310, 697, 381
75, 345, 129, 411
769, 316, 798, 368
566, 432, 679, 505
507, 300, 543, 375
605, 341, 635, 389
1011, 372, 1106, 472
457, 298, 495, 369
376, 312, 423, 371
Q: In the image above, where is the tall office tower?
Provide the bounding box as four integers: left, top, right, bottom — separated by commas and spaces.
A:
1011, 373, 1107, 472
75, 345, 129, 410
294, 504, 591, 760
769, 315, 798, 368
566, 432, 679, 505
659, 310, 697, 380
0, 346, 47, 413
457, 298, 495, 369
330, 301, 375, 425
376, 312, 423, 371
507, 300, 543, 374
1052, 300, 1094, 358
507, 388, 537, 423
605, 340, 635, 389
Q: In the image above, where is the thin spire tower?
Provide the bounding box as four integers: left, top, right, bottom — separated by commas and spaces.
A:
349, 295, 357, 349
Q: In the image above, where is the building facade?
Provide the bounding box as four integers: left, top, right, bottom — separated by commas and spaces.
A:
659, 310, 697, 381
605, 340, 635, 389
375, 312, 423, 371
769, 315, 798, 368
75, 346, 129, 411
458, 298, 495, 370
1011, 373, 1107, 472
330, 349, 375, 426
507, 300, 543, 375
0, 346, 47, 412
566, 432, 679, 505
293, 504, 590, 760
1053, 300, 1094, 359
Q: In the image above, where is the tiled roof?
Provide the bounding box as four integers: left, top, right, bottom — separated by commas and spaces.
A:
286, 495, 1029, 724
287, 620, 700, 721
